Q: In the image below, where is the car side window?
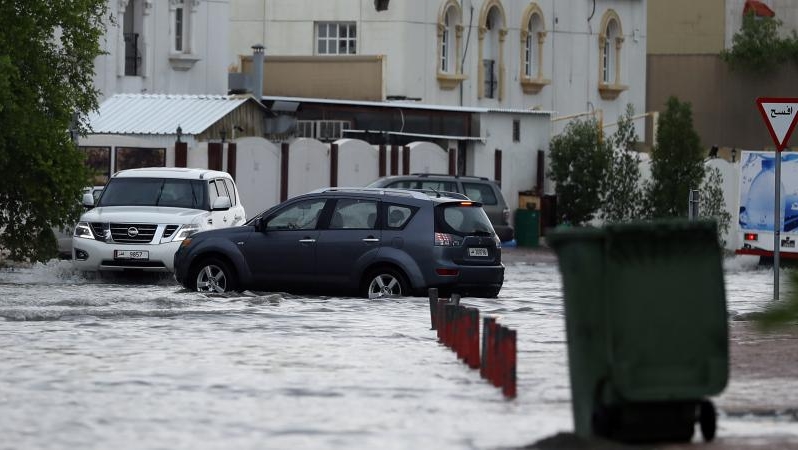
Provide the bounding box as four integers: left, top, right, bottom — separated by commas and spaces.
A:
386, 204, 414, 229
267, 199, 327, 231
222, 178, 237, 206
463, 182, 497, 205
386, 180, 417, 189
329, 198, 378, 229
208, 180, 221, 206
419, 181, 457, 192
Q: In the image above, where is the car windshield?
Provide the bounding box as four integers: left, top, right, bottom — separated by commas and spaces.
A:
97, 177, 206, 209
436, 203, 495, 236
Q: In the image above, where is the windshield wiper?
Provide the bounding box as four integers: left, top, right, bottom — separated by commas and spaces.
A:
155, 181, 166, 206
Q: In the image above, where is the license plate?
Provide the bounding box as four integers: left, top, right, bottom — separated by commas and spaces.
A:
114, 250, 149, 260
468, 247, 489, 257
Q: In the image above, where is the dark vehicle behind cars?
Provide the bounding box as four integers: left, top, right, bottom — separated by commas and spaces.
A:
174, 187, 504, 298
365, 174, 514, 242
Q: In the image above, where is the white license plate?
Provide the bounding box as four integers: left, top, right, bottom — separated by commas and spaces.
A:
114, 250, 149, 260
468, 247, 489, 257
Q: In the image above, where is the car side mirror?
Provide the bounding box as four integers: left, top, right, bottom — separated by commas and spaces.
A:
256, 215, 268, 232
212, 196, 232, 211
82, 192, 95, 208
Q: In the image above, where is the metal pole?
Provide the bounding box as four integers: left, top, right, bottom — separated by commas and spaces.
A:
688, 189, 699, 220
774, 153, 781, 300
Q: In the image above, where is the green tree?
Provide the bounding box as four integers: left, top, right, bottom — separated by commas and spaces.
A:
699, 165, 732, 247
547, 117, 611, 226
601, 104, 644, 223
0, 1, 108, 262
644, 97, 705, 219
720, 13, 796, 73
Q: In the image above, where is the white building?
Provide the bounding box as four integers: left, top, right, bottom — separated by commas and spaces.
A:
93, 0, 231, 100
229, 0, 647, 133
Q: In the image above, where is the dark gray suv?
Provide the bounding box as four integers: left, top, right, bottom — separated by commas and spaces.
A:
366, 174, 514, 242
173, 187, 504, 298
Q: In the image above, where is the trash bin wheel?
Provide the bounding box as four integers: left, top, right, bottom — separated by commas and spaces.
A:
699, 400, 717, 442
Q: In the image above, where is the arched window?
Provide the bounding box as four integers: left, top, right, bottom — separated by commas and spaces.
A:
478, 0, 507, 100
598, 9, 627, 100
441, 11, 451, 72
436, 0, 466, 90
519, 3, 549, 94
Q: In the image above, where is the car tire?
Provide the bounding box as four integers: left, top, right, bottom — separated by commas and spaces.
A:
363, 267, 408, 299
189, 257, 238, 293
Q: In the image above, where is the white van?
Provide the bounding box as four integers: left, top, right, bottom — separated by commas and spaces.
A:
72, 167, 246, 272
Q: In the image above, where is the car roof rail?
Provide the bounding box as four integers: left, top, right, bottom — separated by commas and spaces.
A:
410, 173, 489, 181
307, 186, 468, 201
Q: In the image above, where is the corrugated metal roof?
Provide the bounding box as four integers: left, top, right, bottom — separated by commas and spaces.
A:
87, 94, 262, 135
262, 95, 554, 116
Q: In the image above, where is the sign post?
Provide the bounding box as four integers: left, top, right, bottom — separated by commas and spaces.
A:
756, 97, 798, 300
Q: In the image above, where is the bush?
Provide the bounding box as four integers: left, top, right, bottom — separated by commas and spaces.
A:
547, 118, 611, 226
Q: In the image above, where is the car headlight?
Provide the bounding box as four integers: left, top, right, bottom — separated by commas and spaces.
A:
73, 222, 95, 240
172, 223, 200, 242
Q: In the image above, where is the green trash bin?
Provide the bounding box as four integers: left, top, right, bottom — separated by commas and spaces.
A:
547, 220, 728, 444
514, 209, 540, 247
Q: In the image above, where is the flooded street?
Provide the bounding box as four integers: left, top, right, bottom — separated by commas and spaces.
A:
0, 255, 796, 449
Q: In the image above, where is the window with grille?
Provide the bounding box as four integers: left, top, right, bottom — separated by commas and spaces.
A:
483, 59, 497, 99
316, 22, 357, 55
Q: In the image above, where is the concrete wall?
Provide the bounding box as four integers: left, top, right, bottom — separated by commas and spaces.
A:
647, 54, 798, 150
234, 137, 281, 217
476, 112, 552, 215
647, 0, 725, 54
241, 55, 385, 100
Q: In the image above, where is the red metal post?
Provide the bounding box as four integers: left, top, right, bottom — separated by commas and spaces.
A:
227, 142, 237, 180
390, 145, 399, 175
494, 149, 502, 187
280, 142, 289, 202
481, 317, 496, 380
466, 307, 481, 369
502, 328, 517, 398
208, 142, 223, 171
330, 143, 338, 187
175, 142, 187, 168
402, 145, 410, 175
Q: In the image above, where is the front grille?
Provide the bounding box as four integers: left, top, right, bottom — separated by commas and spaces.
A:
110, 223, 158, 243
162, 225, 180, 239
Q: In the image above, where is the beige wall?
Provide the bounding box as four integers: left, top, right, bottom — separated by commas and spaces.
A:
241, 55, 386, 101
648, 0, 726, 54
647, 54, 798, 150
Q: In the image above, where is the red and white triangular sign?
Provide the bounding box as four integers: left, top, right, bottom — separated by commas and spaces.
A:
757, 97, 798, 151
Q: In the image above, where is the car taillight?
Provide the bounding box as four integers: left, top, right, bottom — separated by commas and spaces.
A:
436, 268, 460, 276
435, 232, 455, 246
744, 233, 758, 241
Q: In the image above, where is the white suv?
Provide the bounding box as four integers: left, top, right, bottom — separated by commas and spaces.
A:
72, 167, 246, 272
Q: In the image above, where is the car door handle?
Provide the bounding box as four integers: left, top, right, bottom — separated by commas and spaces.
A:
299, 238, 316, 243
362, 238, 380, 242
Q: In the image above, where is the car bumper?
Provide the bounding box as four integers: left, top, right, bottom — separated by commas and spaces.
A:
428, 264, 505, 294
71, 238, 182, 272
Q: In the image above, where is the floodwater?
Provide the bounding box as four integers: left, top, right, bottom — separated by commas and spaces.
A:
0, 255, 796, 449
